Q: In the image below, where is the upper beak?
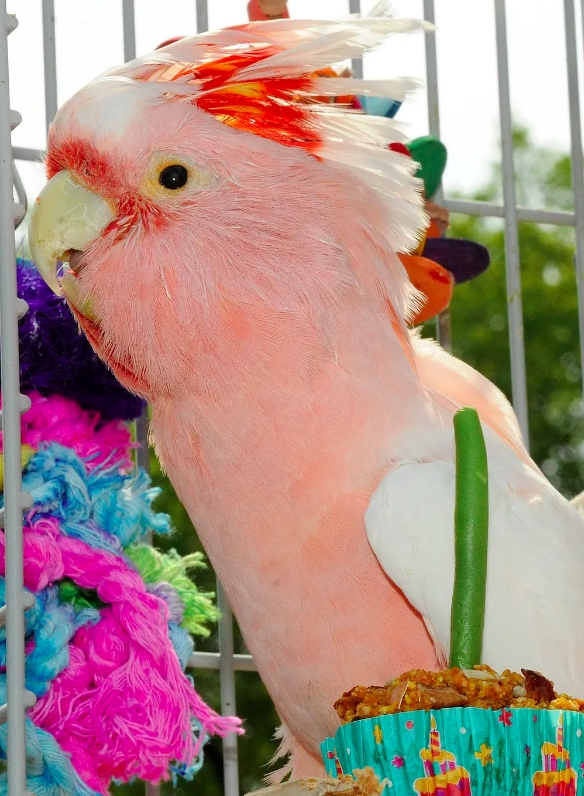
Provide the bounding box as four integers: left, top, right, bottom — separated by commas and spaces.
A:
28, 170, 115, 295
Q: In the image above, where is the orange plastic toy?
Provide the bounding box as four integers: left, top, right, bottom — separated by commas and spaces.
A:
247, 0, 290, 21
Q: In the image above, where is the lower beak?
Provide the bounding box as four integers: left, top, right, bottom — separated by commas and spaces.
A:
28, 169, 115, 296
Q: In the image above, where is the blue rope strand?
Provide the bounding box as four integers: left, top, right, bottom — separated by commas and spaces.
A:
10, 444, 170, 552
0, 583, 99, 697
0, 719, 101, 796
168, 622, 194, 669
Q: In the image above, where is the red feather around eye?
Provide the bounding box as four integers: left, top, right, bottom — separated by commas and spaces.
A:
46, 138, 117, 185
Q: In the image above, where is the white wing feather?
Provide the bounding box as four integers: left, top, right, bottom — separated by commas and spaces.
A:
409, 331, 534, 467
365, 421, 584, 694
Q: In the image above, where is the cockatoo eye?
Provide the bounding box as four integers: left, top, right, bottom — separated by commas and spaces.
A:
141, 154, 216, 201
159, 164, 188, 190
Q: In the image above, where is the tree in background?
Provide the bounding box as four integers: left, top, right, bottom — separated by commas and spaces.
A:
115, 129, 583, 796
446, 128, 582, 497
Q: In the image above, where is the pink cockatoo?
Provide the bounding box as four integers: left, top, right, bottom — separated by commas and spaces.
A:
29, 10, 584, 781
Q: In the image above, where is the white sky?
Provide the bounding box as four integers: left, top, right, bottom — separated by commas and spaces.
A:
7, 0, 577, 205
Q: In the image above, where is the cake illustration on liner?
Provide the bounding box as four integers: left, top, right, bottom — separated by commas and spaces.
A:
414, 715, 471, 796
533, 714, 577, 796
321, 409, 584, 796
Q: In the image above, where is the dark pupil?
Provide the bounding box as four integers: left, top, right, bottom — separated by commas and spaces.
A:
159, 164, 188, 189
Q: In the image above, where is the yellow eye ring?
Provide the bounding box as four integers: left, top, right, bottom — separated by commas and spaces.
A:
141, 154, 216, 201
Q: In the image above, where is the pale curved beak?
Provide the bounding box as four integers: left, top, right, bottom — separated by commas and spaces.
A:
28, 170, 115, 296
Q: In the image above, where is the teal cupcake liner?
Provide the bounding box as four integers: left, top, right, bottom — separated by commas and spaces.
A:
321, 708, 584, 796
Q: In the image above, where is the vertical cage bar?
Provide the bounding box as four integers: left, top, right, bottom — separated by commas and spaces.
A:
435, 311, 452, 352
422, 0, 451, 351
422, 0, 441, 144
217, 583, 239, 796
122, 0, 136, 62
41, 0, 58, 130
0, 7, 28, 796
196, 0, 208, 34
12, 164, 26, 223
349, 0, 363, 78
493, 0, 529, 446
565, 0, 584, 394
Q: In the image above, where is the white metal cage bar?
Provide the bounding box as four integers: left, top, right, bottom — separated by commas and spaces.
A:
564, 0, 584, 401
422, 0, 440, 146
41, 0, 57, 134
122, 0, 137, 63
196, 0, 209, 40
421, 0, 451, 352
217, 584, 240, 796
1, 6, 35, 796
493, 0, 529, 445
12, 163, 26, 224
349, 0, 363, 78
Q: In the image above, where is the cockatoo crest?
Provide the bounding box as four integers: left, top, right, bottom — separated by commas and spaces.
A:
85, 4, 431, 254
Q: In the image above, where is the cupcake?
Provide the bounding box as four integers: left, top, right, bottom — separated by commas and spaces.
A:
321, 409, 584, 796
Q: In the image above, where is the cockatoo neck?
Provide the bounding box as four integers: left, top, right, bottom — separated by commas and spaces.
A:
148, 286, 434, 557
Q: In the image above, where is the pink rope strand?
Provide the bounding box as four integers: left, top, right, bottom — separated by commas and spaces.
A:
1, 392, 134, 473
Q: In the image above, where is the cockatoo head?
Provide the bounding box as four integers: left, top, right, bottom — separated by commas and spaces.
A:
29, 13, 429, 398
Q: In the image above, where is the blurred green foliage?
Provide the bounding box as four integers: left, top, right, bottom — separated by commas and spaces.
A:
115, 129, 583, 796
444, 129, 583, 496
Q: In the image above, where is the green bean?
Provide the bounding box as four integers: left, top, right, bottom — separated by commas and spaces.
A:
449, 408, 489, 669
